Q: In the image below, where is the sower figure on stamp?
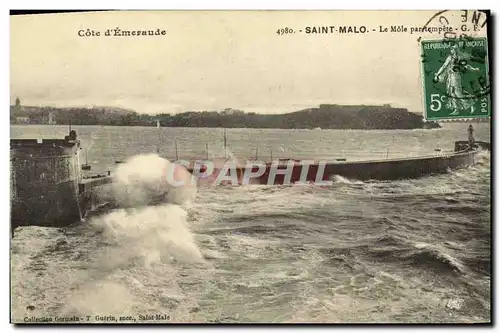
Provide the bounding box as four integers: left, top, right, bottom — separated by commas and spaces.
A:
434, 45, 480, 115
468, 124, 475, 148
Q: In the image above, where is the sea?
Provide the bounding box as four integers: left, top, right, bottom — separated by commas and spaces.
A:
10, 123, 491, 323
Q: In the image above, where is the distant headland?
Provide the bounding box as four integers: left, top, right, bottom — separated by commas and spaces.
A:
10, 99, 450, 130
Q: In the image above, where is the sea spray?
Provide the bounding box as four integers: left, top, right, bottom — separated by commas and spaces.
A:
62, 154, 205, 321
104, 154, 203, 267
97, 204, 205, 267
112, 154, 197, 207
331, 175, 357, 185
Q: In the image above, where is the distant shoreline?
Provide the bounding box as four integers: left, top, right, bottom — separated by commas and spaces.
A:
10, 123, 446, 130
10, 103, 449, 130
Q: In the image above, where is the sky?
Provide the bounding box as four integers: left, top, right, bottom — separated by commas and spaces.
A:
10, 10, 488, 114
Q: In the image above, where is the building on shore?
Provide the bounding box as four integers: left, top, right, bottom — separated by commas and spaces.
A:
15, 117, 30, 124
47, 111, 57, 125
12, 97, 30, 124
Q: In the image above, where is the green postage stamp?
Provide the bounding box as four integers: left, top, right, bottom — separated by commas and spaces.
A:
421, 37, 490, 120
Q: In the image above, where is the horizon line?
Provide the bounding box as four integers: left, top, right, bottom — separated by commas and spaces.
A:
10, 102, 424, 115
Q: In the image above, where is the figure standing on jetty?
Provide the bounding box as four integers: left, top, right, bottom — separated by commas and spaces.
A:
468, 124, 475, 147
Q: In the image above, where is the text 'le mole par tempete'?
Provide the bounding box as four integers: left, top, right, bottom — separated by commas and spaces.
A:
78, 28, 167, 37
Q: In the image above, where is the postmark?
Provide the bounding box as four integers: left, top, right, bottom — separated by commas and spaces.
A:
421, 37, 490, 120
417, 10, 489, 43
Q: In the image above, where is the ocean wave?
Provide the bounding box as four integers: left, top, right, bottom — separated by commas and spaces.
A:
401, 244, 465, 274
350, 231, 467, 276
374, 233, 408, 247
368, 239, 465, 275
330, 175, 364, 185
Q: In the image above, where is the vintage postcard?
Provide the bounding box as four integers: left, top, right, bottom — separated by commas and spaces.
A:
10, 10, 491, 324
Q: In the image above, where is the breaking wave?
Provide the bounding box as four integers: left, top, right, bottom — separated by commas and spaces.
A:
112, 154, 197, 207
368, 235, 466, 275
62, 154, 205, 321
